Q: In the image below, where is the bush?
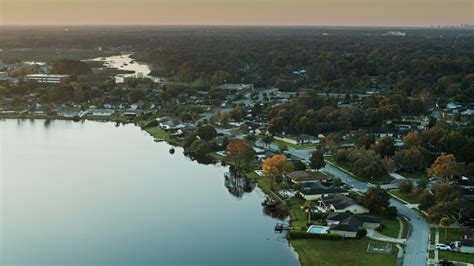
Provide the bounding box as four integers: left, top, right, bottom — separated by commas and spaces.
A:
288, 231, 343, 240
398, 179, 414, 194
356, 228, 367, 239
383, 206, 398, 219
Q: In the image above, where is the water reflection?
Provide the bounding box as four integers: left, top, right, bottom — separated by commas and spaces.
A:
224, 171, 256, 198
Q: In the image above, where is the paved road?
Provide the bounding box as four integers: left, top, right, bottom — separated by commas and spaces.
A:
279, 146, 430, 266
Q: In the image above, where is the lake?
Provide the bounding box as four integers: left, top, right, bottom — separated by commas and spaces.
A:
0, 119, 299, 266
88, 53, 163, 83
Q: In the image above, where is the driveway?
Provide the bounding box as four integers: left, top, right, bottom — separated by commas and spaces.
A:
282, 146, 429, 266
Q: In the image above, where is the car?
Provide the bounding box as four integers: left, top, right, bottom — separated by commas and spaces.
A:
435, 243, 452, 251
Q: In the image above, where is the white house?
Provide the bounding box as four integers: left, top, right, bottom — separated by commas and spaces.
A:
27, 74, 69, 84
317, 194, 369, 214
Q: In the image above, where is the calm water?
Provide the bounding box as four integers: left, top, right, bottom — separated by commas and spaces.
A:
0, 119, 298, 266
88, 53, 162, 83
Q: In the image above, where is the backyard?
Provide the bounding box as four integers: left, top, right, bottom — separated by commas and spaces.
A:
290, 238, 397, 266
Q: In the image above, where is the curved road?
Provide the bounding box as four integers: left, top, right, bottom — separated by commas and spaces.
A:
283, 146, 430, 266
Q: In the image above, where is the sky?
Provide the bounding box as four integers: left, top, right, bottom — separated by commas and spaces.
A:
1, 0, 473, 26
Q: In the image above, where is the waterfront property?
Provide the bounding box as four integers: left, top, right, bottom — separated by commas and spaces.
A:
287, 170, 331, 184
326, 213, 381, 238
317, 194, 369, 214
299, 182, 348, 201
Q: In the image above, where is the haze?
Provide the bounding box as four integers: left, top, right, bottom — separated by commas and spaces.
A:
1, 0, 473, 26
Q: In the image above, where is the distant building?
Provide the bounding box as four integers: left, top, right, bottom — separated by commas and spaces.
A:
0, 72, 8, 80
27, 74, 69, 84
218, 83, 254, 91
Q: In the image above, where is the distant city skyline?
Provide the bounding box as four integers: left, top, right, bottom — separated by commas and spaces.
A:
1, 0, 473, 26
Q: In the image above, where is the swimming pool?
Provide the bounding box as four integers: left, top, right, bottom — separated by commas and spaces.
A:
307, 225, 330, 234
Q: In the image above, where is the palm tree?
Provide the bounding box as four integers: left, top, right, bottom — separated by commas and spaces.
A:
303, 201, 315, 224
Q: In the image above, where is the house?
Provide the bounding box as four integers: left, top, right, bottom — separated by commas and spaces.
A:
326, 213, 380, 238
274, 133, 320, 145
299, 182, 348, 201
317, 194, 369, 214
218, 83, 254, 92
287, 170, 331, 184
460, 240, 474, 254
89, 109, 114, 116
26, 74, 69, 84
57, 108, 80, 118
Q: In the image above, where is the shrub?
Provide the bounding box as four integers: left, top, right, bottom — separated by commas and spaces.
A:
356, 228, 367, 239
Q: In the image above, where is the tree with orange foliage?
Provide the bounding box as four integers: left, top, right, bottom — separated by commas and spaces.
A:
263, 155, 293, 190
226, 139, 255, 173
429, 154, 460, 182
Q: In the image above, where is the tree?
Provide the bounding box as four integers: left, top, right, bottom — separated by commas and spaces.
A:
427, 183, 467, 223
309, 150, 325, 170
226, 139, 256, 174
263, 155, 294, 189
393, 147, 428, 172
262, 135, 273, 148
303, 201, 315, 224
429, 154, 460, 182
362, 186, 391, 214
268, 117, 285, 134
439, 217, 452, 240
398, 179, 414, 194
196, 125, 217, 141
418, 190, 435, 210
371, 136, 395, 157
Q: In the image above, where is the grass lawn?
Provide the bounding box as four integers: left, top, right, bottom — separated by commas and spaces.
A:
287, 197, 308, 228
439, 251, 474, 264
244, 171, 284, 202
438, 228, 465, 243
398, 171, 428, 180
389, 189, 419, 204
431, 228, 436, 244
290, 238, 397, 266
145, 126, 170, 140
378, 217, 401, 239
271, 139, 316, 150
324, 157, 393, 184
401, 218, 409, 239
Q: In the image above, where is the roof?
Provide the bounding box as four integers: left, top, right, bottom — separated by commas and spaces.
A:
327, 213, 380, 224
300, 182, 347, 196
320, 194, 359, 209
329, 216, 362, 232
287, 171, 329, 182
461, 239, 474, 246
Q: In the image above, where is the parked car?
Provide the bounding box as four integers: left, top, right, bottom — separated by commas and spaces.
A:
435, 243, 452, 251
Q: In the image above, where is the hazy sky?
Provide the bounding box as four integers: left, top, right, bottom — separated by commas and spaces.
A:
1, 0, 473, 26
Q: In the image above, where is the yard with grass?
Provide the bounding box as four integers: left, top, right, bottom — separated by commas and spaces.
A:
145, 126, 170, 140
271, 139, 316, 150
378, 217, 401, 239
324, 156, 393, 184
439, 251, 474, 264
398, 171, 428, 180
389, 189, 419, 204
401, 218, 409, 239
431, 227, 436, 244
438, 228, 465, 243
290, 238, 397, 266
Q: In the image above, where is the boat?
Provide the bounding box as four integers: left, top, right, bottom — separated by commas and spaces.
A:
169, 148, 175, 154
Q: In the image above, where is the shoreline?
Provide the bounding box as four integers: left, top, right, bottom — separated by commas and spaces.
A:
2, 115, 303, 264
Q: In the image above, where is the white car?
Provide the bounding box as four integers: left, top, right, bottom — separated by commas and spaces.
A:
435, 244, 452, 251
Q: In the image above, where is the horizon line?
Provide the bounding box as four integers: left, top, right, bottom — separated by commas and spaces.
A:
1, 23, 471, 29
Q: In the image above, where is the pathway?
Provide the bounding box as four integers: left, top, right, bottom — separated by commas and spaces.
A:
366, 229, 406, 244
